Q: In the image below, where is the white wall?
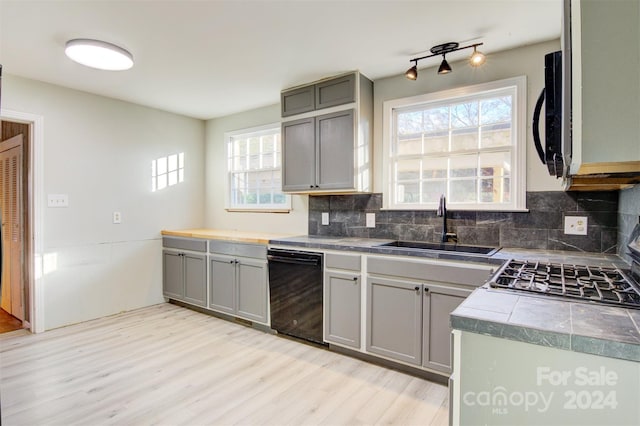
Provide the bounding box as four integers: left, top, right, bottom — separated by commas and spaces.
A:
204, 105, 308, 234
2, 75, 205, 330
373, 39, 564, 193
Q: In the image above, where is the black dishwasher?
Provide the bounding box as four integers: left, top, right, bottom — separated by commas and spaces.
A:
267, 248, 324, 345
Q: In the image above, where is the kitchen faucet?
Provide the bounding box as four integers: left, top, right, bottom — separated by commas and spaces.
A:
436, 194, 457, 243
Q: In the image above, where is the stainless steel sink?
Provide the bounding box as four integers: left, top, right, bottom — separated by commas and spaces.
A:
376, 240, 499, 256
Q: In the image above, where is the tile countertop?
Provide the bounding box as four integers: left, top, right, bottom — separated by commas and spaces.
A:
161, 229, 296, 245
451, 288, 640, 363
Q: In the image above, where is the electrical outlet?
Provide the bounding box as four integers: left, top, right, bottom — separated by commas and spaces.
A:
321, 212, 329, 226
366, 213, 376, 228
564, 216, 588, 235
47, 194, 69, 208
113, 211, 122, 224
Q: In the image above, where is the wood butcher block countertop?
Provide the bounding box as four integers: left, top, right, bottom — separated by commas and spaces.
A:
161, 228, 296, 245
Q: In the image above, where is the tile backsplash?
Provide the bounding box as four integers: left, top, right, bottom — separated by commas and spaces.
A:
618, 184, 640, 262
308, 191, 619, 253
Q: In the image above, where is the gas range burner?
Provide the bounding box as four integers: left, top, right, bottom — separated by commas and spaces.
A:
488, 259, 640, 309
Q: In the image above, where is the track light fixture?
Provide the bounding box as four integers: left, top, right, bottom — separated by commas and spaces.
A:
405, 42, 485, 80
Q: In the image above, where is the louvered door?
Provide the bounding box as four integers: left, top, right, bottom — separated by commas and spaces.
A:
0, 135, 24, 320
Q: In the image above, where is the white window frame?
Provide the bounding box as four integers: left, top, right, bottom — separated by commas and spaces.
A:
382, 76, 527, 211
225, 123, 291, 212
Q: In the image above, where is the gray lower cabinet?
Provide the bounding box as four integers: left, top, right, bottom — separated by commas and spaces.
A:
366, 276, 423, 366
422, 284, 471, 373
209, 252, 268, 324
162, 250, 207, 307
324, 270, 361, 348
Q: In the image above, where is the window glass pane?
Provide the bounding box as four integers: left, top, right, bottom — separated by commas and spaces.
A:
422, 157, 447, 179
396, 134, 422, 156
423, 106, 449, 132
481, 123, 511, 148
397, 182, 419, 204
480, 96, 512, 125
451, 102, 478, 128
423, 134, 448, 154
450, 155, 477, 178
480, 177, 511, 203
248, 137, 260, 155
262, 135, 274, 153
249, 154, 260, 170
449, 179, 476, 203
233, 155, 246, 171
422, 180, 446, 203
480, 151, 511, 177
397, 111, 423, 136
396, 159, 420, 181
451, 128, 478, 151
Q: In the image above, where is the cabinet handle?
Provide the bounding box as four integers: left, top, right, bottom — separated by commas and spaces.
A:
352, 277, 358, 282
315, 185, 320, 188
229, 260, 235, 264
310, 185, 314, 189
414, 286, 420, 294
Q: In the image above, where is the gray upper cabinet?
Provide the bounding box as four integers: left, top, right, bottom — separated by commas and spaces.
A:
162, 237, 207, 308
422, 284, 471, 373
281, 85, 315, 117
315, 74, 355, 109
282, 117, 316, 191
281, 71, 373, 193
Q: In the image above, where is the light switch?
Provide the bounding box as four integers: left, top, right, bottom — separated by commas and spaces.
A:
321, 212, 329, 226
113, 211, 122, 224
366, 213, 376, 228
47, 194, 69, 208
564, 216, 588, 235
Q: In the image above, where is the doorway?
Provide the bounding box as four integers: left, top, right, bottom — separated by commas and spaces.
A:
0, 119, 31, 333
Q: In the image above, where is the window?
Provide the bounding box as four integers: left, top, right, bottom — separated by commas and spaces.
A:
152, 152, 184, 192
383, 77, 526, 211
226, 124, 290, 211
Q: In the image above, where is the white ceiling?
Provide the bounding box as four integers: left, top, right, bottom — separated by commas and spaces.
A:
0, 0, 561, 120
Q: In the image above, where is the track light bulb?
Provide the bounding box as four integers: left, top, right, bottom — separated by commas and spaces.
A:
469, 47, 486, 67
405, 63, 418, 80
437, 57, 452, 74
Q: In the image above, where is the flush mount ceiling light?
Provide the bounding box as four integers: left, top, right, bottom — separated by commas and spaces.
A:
65, 39, 134, 71
405, 41, 485, 80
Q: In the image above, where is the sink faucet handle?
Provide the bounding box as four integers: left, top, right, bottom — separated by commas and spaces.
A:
437, 194, 446, 216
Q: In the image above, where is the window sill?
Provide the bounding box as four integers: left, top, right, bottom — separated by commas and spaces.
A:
225, 208, 291, 214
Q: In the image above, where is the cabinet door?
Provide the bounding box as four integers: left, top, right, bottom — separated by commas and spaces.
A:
282, 117, 316, 191
209, 255, 236, 315
281, 85, 315, 117
422, 284, 471, 373
316, 109, 354, 190
315, 74, 355, 109
162, 250, 184, 300
324, 271, 361, 348
366, 276, 422, 365
236, 258, 268, 324
183, 253, 207, 307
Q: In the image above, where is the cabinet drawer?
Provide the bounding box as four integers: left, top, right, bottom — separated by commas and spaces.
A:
209, 240, 266, 259
162, 237, 207, 252
315, 74, 355, 109
281, 85, 315, 117
367, 257, 494, 287
326, 253, 361, 271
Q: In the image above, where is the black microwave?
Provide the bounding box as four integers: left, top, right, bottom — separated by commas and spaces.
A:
532, 51, 570, 178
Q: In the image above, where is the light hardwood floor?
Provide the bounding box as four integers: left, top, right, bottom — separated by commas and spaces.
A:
0, 303, 448, 425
